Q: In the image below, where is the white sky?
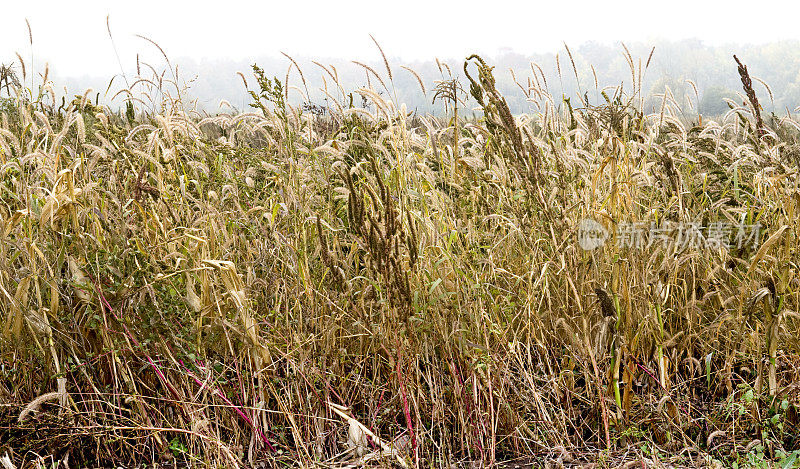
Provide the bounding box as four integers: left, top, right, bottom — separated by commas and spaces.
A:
1, 0, 798, 78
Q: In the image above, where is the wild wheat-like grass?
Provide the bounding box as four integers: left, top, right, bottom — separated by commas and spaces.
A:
0, 48, 798, 468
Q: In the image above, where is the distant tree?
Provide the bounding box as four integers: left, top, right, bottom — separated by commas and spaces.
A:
699, 85, 738, 116
644, 75, 694, 114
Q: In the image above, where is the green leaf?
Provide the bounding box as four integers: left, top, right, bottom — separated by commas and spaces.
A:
780, 452, 797, 469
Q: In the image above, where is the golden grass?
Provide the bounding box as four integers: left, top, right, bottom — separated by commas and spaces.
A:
0, 50, 798, 468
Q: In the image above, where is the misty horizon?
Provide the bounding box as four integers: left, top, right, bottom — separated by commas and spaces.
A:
5, 0, 800, 116
5, 37, 799, 118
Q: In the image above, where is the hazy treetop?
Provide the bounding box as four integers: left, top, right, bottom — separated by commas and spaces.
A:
3, 1, 800, 115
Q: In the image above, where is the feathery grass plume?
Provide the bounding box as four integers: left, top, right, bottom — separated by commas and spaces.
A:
685, 79, 699, 111
14, 53, 25, 82
40, 62, 48, 88
352, 60, 388, 93
281, 52, 309, 97
753, 76, 774, 107
236, 71, 248, 90
400, 65, 425, 95
620, 42, 636, 93
563, 42, 583, 103
24, 19, 32, 44
18, 392, 61, 422
23, 19, 33, 92
645, 46, 655, 69
369, 34, 393, 82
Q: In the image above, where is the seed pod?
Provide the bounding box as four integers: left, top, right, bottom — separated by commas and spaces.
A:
595, 288, 616, 318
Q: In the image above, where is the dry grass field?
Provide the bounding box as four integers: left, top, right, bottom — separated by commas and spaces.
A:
0, 48, 799, 467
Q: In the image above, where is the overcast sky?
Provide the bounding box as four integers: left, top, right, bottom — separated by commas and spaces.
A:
1, 0, 798, 79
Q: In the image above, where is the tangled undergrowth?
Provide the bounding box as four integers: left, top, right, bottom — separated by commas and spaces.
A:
0, 49, 799, 468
